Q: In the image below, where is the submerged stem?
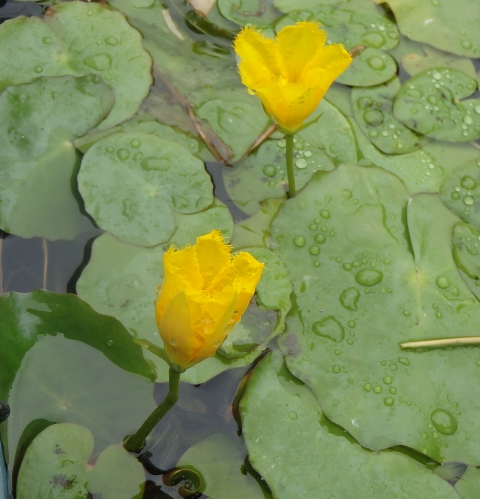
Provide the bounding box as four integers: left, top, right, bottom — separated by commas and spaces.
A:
124, 367, 181, 453
285, 133, 296, 198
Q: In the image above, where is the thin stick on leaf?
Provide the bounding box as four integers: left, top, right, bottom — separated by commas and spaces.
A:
401, 337, 480, 349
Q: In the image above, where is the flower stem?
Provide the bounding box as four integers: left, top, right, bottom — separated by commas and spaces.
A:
285, 134, 296, 198
124, 367, 181, 453
401, 337, 480, 349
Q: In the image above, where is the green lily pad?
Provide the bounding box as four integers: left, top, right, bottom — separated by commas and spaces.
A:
0, 290, 154, 404
224, 99, 356, 215
74, 112, 202, 157
240, 352, 458, 498
277, 6, 399, 86
78, 132, 213, 247
7, 334, 156, 470
0, 2, 152, 130
452, 222, 480, 299
230, 198, 283, 249
108, 0, 269, 165
177, 433, 265, 499
270, 164, 480, 463
393, 68, 480, 142
455, 466, 480, 498
352, 77, 420, 154
273, 0, 382, 15
374, 0, 480, 58
401, 45, 476, 79
218, 0, 281, 27
353, 121, 479, 195
17, 423, 144, 499
440, 158, 480, 229
196, 98, 270, 163
0, 75, 113, 240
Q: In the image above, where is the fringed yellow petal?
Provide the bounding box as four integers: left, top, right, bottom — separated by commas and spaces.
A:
255, 82, 316, 133
234, 26, 280, 89
303, 43, 352, 80
155, 230, 264, 370
276, 22, 327, 82
194, 230, 231, 289
229, 252, 265, 324
233, 21, 352, 132
157, 291, 192, 369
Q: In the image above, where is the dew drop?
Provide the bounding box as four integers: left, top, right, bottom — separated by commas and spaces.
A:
361, 32, 386, 48
373, 386, 382, 394
106, 339, 114, 347
461, 40, 472, 49
105, 36, 119, 46
288, 411, 298, 420
117, 148, 130, 161
464, 195, 474, 205
364, 383, 372, 391
363, 109, 384, 126
293, 236, 306, 247
314, 233, 326, 244
319, 210, 330, 219
355, 268, 383, 287
463, 115, 473, 125
384, 397, 394, 406
133, 152, 143, 161
339, 287, 360, 311
460, 175, 477, 190
34, 66, 43, 73
295, 158, 308, 169
141, 157, 170, 171
106, 146, 115, 153
131, 139, 142, 148
383, 376, 393, 384
435, 275, 450, 289
313, 316, 345, 342
332, 365, 341, 373
309, 245, 320, 255
431, 409, 457, 435
263, 165, 276, 177
367, 56, 386, 70
389, 387, 397, 394
42, 36, 53, 45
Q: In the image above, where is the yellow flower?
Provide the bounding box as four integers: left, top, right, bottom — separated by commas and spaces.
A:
155, 230, 265, 370
234, 21, 352, 133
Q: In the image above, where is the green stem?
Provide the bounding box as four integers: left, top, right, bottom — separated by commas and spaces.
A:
124, 367, 181, 453
285, 133, 296, 198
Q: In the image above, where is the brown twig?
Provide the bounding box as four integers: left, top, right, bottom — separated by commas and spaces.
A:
242, 123, 277, 158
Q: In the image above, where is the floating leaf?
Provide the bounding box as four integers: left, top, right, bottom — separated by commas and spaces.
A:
440, 158, 480, 228
196, 98, 270, 163
273, 0, 382, 14
108, 0, 270, 164
224, 99, 356, 215
7, 334, 156, 469
0, 2, 152, 130
352, 77, 420, 154
277, 6, 399, 86
270, 165, 480, 463
16, 423, 144, 499
78, 132, 213, 247
0, 290, 154, 404
218, 0, 281, 27
0, 75, 113, 240
401, 45, 476, 79
374, 0, 480, 58
455, 466, 480, 498
240, 352, 458, 498
393, 68, 480, 142
177, 433, 265, 499
353, 121, 479, 195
